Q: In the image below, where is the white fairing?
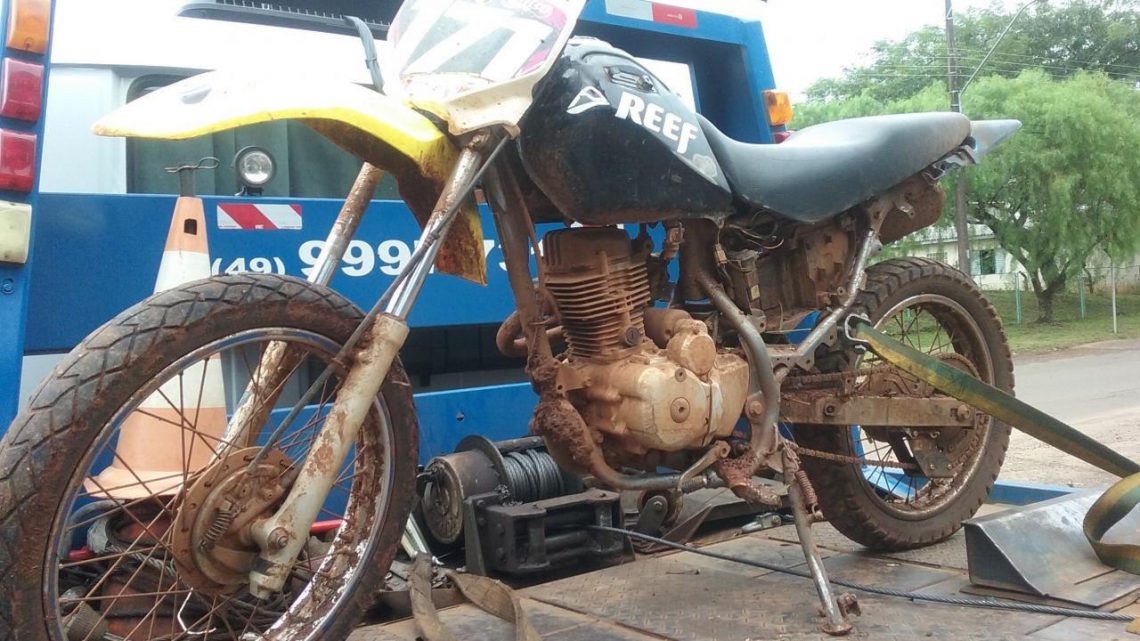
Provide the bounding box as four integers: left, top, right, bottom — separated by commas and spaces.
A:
384, 0, 587, 135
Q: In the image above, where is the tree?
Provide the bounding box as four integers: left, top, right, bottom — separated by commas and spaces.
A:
960, 71, 1140, 321
794, 1, 1140, 322
799, 71, 1140, 321
805, 0, 1140, 104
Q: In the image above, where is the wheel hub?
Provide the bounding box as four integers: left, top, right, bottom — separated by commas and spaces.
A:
171, 447, 293, 593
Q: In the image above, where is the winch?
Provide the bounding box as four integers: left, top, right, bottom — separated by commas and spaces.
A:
418, 436, 623, 576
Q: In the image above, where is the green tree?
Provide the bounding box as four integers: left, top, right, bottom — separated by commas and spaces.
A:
794, 1, 1140, 322
961, 70, 1140, 322
805, 0, 1140, 104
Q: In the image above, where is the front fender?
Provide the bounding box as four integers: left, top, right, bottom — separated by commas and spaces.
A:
94, 71, 486, 284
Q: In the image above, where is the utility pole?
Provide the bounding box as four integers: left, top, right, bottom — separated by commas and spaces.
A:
945, 0, 971, 276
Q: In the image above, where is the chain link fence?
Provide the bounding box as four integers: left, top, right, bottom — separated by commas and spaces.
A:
974, 265, 1140, 326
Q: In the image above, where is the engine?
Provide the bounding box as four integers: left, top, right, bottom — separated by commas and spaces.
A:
543, 227, 750, 458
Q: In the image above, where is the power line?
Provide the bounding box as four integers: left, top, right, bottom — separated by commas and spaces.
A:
870, 58, 1140, 75
956, 47, 1140, 73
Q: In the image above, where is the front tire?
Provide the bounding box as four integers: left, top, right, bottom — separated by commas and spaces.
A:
797, 258, 1013, 551
0, 274, 418, 641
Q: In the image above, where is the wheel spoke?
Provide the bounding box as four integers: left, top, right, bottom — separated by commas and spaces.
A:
36, 298, 401, 641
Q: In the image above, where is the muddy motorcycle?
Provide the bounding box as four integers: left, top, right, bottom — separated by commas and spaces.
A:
0, 1, 1022, 640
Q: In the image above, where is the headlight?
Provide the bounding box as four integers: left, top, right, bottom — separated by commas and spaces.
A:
234, 146, 275, 189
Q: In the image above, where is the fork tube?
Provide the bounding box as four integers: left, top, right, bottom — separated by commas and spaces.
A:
247, 148, 484, 598
311, 163, 384, 285
220, 164, 383, 449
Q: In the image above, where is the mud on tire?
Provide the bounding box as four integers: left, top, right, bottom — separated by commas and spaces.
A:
796, 257, 1014, 551
0, 273, 419, 641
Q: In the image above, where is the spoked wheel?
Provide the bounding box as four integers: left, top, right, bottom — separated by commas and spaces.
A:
797, 258, 1013, 550
0, 274, 418, 641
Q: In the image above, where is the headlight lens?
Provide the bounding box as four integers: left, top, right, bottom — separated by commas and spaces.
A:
235, 146, 275, 188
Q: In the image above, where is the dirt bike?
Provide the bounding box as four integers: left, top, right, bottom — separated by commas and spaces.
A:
0, 1, 1022, 639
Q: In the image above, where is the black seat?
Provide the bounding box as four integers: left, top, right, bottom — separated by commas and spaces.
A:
701, 112, 971, 223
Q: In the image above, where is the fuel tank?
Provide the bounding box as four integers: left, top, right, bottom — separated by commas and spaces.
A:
519, 38, 733, 225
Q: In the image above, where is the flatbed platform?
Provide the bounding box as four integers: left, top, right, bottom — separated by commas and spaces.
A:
351, 503, 1140, 641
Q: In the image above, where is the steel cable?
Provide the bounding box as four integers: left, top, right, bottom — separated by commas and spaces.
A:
503, 449, 565, 503
585, 525, 1134, 623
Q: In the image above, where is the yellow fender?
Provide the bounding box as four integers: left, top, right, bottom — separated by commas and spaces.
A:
94, 70, 486, 284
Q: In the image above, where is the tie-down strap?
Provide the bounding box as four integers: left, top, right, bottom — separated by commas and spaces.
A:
410, 554, 542, 641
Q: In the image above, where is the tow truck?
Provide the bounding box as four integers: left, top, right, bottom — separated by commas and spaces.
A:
2, 2, 1138, 640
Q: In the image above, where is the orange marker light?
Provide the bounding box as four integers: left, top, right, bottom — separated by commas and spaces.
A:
6, 0, 52, 55
764, 90, 794, 128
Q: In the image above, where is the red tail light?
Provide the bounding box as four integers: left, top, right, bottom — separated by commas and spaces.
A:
0, 129, 37, 192
0, 59, 43, 122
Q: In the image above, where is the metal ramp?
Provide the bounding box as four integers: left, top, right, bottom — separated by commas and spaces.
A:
965, 491, 1140, 608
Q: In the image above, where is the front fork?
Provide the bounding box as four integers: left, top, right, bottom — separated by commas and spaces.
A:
229, 141, 492, 598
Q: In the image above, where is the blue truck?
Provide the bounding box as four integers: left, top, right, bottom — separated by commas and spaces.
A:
2, 0, 788, 464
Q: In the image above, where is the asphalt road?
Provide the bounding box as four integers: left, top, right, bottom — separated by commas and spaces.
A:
1002, 338, 1140, 488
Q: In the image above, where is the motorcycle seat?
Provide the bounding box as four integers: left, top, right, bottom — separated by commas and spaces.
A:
700, 112, 971, 223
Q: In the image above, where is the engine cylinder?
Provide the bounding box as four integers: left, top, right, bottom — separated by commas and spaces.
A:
543, 227, 651, 362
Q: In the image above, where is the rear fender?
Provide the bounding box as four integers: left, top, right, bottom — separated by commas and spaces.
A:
94, 71, 486, 284
964, 119, 1022, 163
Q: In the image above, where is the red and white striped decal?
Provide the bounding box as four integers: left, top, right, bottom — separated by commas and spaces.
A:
604, 0, 696, 29
217, 203, 303, 230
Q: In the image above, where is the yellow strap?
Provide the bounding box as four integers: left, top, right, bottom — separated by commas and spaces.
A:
851, 321, 1140, 577
1084, 473, 1140, 575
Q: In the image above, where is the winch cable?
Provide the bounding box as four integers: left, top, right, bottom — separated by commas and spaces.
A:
585, 525, 1135, 623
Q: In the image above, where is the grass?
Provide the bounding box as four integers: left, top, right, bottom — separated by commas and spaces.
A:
981, 288, 1140, 354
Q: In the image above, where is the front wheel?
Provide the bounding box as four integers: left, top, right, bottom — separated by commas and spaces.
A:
797, 258, 1013, 551
0, 274, 418, 641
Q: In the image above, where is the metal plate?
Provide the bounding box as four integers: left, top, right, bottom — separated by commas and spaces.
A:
965, 491, 1140, 607
357, 529, 1137, 641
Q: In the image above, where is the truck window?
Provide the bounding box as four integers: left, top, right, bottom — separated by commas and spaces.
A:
125, 75, 401, 199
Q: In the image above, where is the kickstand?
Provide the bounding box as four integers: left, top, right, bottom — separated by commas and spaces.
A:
784, 449, 855, 636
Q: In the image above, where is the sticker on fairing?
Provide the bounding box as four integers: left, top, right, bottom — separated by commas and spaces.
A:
566, 86, 610, 114
613, 90, 700, 154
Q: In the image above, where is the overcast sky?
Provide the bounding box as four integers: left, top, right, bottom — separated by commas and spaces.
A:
672, 0, 1024, 97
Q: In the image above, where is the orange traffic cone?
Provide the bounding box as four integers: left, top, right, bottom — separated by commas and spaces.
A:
86, 195, 229, 498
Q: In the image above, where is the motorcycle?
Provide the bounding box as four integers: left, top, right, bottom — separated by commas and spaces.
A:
0, 1, 1022, 639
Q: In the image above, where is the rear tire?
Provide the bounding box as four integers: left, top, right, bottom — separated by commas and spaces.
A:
797, 258, 1013, 551
0, 274, 419, 641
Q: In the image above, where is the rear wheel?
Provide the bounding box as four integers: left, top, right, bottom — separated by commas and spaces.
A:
0, 274, 418, 641
797, 258, 1013, 550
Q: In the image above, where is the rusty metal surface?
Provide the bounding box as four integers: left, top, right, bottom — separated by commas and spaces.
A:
781, 394, 975, 427
543, 227, 651, 362
172, 447, 292, 591
524, 540, 1062, 640
874, 175, 945, 244
304, 119, 487, 285
352, 599, 663, 641
356, 518, 1136, 641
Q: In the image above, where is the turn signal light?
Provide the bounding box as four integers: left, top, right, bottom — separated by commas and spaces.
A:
6, 0, 51, 54
764, 90, 794, 127
0, 129, 37, 192
0, 59, 43, 121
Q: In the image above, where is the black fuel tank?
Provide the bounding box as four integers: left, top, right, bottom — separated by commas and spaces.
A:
518, 38, 733, 225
